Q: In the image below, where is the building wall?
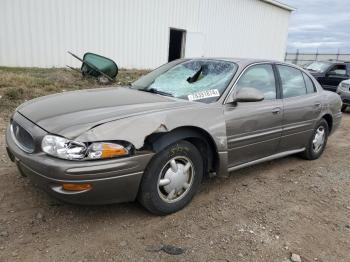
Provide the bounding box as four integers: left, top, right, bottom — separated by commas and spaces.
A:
0, 0, 291, 69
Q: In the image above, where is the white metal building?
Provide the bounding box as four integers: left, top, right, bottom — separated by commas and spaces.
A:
0, 0, 294, 69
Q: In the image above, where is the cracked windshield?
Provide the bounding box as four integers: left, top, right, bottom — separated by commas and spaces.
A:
132, 60, 237, 102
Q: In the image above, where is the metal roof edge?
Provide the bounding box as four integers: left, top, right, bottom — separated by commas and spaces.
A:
260, 0, 296, 11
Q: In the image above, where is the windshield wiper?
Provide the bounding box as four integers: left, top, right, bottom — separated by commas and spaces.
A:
139, 88, 174, 97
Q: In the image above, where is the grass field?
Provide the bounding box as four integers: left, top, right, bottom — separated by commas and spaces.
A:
0, 67, 147, 120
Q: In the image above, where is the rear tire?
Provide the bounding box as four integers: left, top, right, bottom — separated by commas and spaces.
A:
138, 140, 203, 215
300, 119, 329, 160
341, 105, 347, 112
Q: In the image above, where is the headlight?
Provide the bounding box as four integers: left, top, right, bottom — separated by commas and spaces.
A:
339, 82, 350, 91
41, 135, 130, 160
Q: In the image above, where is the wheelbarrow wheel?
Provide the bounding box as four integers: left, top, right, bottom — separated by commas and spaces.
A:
97, 75, 110, 84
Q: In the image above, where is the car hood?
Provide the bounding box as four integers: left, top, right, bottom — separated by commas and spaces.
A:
17, 86, 192, 138
308, 71, 323, 78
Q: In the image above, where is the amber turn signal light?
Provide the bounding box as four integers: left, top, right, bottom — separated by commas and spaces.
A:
62, 183, 92, 191
101, 143, 128, 158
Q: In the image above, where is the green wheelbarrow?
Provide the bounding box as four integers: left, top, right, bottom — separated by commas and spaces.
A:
67, 51, 118, 84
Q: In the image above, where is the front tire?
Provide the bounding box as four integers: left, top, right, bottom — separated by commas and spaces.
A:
300, 119, 329, 160
341, 105, 347, 112
138, 140, 203, 215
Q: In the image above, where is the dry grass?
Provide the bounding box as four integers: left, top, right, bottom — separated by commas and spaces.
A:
0, 67, 148, 120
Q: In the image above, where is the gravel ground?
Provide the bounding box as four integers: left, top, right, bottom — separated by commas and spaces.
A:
0, 112, 349, 262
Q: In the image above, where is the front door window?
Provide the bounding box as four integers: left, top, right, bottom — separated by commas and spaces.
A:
235, 64, 277, 100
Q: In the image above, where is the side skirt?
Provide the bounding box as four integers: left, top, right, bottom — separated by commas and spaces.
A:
227, 148, 305, 173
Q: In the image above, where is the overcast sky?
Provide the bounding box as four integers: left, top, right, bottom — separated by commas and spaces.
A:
283, 0, 350, 53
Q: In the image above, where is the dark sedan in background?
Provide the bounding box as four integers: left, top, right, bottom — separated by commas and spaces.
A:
305, 61, 350, 92
6, 58, 342, 215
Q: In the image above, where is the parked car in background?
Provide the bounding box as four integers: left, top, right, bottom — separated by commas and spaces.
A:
305, 61, 350, 92
6, 58, 342, 215
337, 79, 350, 112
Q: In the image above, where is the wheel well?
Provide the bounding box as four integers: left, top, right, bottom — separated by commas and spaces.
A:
143, 126, 219, 174
322, 114, 333, 133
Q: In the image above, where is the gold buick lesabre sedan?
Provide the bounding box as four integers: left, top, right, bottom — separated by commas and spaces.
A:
6, 58, 342, 215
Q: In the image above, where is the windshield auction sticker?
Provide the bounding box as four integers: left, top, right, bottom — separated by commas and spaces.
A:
188, 89, 220, 101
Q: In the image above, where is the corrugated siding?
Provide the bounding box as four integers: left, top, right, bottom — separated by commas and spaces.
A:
199, 0, 290, 60
0, 0, 290, 69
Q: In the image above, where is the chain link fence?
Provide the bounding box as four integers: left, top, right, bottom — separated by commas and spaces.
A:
285, 51, 350, 67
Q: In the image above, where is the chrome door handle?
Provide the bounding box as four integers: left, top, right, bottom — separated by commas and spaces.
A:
272, 107, 281, 114
314, 103, 321, 108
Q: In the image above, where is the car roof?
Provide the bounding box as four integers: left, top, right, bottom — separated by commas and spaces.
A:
311, 60, 350, 65
184, 57, 284, 67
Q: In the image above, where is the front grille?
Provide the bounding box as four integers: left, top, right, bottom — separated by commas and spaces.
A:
11, 120, 35, 153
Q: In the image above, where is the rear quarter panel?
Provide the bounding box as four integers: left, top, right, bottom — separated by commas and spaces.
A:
320, 89, 342, 134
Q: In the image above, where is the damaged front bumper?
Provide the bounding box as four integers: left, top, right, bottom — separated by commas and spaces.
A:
5, 114, 154, 205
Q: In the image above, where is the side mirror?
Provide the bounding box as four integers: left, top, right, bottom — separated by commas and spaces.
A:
233, 87, 265, 103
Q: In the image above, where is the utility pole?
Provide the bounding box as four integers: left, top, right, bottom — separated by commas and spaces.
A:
294, 49, 299, 65
336, 48, 340, 61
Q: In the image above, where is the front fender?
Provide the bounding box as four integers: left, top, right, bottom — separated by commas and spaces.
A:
74, 105, 227, 151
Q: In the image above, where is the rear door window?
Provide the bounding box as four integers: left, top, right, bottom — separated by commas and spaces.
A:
277, 65, 307, 98
303, 73, 316, 93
